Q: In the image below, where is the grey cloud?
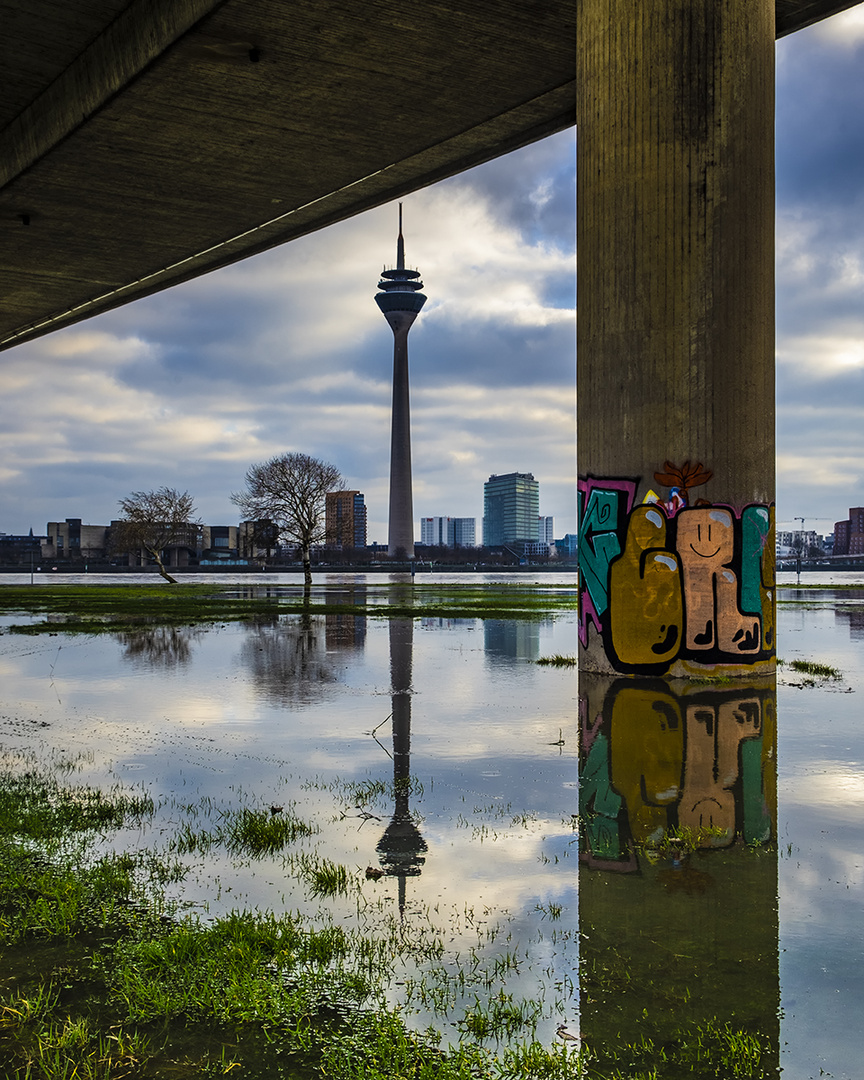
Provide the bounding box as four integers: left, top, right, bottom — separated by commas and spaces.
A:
438, 129, 576, 250
777, 33, 864, 210
410, 320, 575, 389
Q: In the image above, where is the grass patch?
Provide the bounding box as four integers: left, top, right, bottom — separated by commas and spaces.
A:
167, 805, 317, 858
636, 825, 731, 860
581, 1018, 767, 1079
295, 854, 353, 898
226, 807, 315, 856
536, 654, 578, 667
0, 771, 153, 844
0, 582, 577, 636
0, 758, 780, 1079
786, 658, 841, 679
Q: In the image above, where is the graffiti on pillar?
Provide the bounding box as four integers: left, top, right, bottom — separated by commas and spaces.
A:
577, 477, 637, 646
578, 680, 776, 872
578, 471, 775, 673
652, 460, 713, 514
676, 508, 760, 654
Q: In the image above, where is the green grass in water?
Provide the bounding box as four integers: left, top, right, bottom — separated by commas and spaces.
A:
0, 764, 778, 1080
786, 658, 841, 678
0, 582, 578, 635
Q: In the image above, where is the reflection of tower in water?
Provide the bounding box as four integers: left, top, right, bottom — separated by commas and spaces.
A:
377, 617, 427, 915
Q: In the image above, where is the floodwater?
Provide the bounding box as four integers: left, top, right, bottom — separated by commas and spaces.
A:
0, 572, 861, 1078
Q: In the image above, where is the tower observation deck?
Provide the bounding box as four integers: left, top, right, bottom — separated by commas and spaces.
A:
376, 206, 426, 559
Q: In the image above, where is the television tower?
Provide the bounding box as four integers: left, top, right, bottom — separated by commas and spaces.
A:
375, 205, 426, 558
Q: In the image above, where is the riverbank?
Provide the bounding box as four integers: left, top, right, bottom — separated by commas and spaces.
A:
0, 580, 579, 635
0, 562, 576, 578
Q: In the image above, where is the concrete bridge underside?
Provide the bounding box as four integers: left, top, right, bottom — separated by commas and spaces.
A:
0, 0, 859, 350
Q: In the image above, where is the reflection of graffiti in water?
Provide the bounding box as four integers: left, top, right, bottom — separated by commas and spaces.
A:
578, 474, 775, 674
578, 678, 776, 874
577, 676, 780, 1077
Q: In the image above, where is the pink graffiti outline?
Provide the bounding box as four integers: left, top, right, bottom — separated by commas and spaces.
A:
578, 591, 603, 647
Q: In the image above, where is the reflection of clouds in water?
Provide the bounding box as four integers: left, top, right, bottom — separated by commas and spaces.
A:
115, 626, 204, 668
238, 615, 343, 708
783, 765, 864, 809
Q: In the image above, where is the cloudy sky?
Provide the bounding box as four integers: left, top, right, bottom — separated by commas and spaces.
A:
2, 9, 863, 542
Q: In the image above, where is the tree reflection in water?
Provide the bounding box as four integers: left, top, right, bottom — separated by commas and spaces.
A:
239, 614, 343, 707
578, 675, 779, 1076
114, 625, 203, 667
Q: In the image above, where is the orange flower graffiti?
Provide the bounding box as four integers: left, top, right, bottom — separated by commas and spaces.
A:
653, 461, 713, 506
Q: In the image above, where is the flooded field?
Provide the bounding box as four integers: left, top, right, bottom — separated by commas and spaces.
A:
0, 573, 861, 1078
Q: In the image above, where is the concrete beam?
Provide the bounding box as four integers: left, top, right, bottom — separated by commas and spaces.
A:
776, 0, 862, 36
2, 0, 860, 352
0, 0, 229, 190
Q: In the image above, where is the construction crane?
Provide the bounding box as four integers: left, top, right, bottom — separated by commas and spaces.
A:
776, 517, 833, 528
794, 516, 832, 528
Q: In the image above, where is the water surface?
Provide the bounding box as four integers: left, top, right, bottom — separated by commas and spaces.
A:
0, 575, 861, 1078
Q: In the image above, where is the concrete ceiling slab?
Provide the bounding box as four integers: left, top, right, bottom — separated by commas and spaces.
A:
1, 0, 859, 351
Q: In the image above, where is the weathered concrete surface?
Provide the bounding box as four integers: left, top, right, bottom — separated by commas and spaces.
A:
576, 0, 777, 677
1, 0, 860, 350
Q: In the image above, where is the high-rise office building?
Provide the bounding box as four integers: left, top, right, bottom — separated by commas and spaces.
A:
420, 516, 476, 548
483, 473, 540, 547
421, 516, 449, 546
326, 490, 367, 549
376, 205, 426, 558
451, 517, 476, 547
538, 516, 554, 545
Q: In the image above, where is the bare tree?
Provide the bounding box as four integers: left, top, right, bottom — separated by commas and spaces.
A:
111, 488, 201, 584
231, 453, 342, 589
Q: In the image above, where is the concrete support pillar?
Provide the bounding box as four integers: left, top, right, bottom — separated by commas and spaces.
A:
576, 0, 776, 678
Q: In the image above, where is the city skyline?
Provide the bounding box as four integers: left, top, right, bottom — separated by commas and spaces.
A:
1, 13, 863, 539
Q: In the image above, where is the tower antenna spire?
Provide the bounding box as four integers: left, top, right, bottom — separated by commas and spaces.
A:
396, 202, 405, 270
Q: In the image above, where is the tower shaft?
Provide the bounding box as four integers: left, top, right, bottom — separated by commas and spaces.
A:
387, 316, 417, 558
375, 206, 426, 560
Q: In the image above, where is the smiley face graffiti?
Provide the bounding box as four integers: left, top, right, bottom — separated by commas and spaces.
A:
579, 475, 775, 674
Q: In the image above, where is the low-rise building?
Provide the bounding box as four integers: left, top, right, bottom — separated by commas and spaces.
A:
200, 525, 238, 561
43, 519, 109, 561
0, 530, 45, 564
